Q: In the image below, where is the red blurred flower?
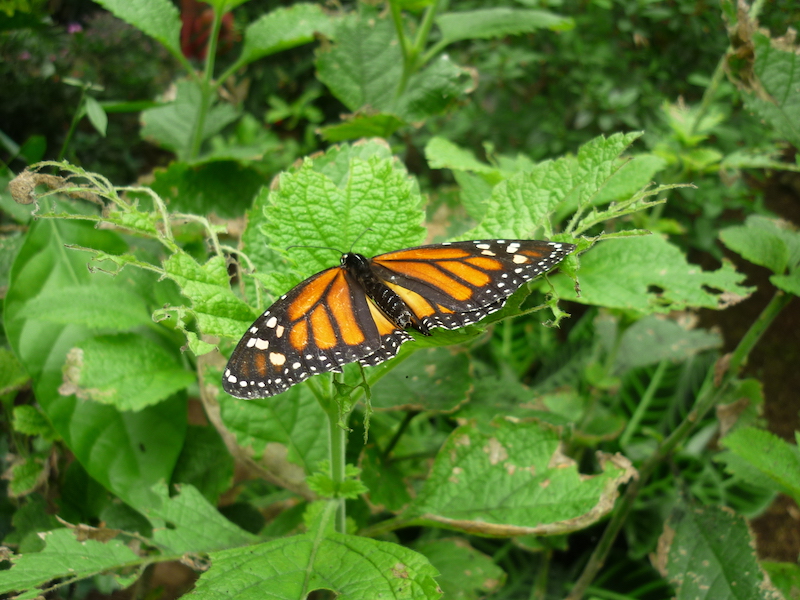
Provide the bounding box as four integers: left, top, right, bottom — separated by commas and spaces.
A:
180, 0, 238, 61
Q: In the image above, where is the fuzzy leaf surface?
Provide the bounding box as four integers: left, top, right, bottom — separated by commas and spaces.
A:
552, 235, 753, 313
405, 419, 635, 535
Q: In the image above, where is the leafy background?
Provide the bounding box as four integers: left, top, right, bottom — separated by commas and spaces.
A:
1, 0, 799, 599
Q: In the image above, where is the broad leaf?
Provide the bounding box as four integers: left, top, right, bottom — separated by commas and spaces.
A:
552, 235, 753, 313
405, 418, 636, 535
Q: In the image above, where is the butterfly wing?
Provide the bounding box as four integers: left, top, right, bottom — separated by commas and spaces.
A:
368, 239, 575, 332
223, 265, 410, 398
224, 239, 575, 398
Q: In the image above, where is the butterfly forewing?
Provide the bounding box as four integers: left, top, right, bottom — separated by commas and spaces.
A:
370, 240, 574, 331
223, 267, 390, 398
223, 239, 575, 398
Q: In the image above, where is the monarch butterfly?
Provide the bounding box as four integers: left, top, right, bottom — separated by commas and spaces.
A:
223, 239, 576, 399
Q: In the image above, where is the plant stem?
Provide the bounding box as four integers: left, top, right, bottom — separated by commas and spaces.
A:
327, 396, 348, 534
619, 360, 668, 449
564, 289, 792, 600
58, 87, 87, 162
188, 7, 223, 160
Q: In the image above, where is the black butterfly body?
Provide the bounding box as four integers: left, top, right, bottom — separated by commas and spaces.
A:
223, 239, 575, 399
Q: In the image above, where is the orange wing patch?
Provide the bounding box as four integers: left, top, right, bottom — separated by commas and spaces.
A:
310, 305, 337, 349
288, 268, 339, 321
327, 273, 365, 346
289, 319, 309, 351
366, 301, 401, 336
379, 260, 473, 300
385, 282, 436, 318
436, 260, 491, 286
378, 247, 470, 261
465, 256, 503, 270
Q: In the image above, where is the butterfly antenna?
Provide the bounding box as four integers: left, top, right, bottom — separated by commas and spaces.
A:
350, 228, 374, 252
285, 244, 342, 255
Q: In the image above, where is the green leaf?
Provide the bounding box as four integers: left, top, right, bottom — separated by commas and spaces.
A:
425, 137, 499, 175
143, 483, 259, 554
315, 14, 470, 123
466, 132, 642, 239
9, 458, 45, 497
149, 160, 264, 219
319, 113, 405, 142
436, 8, 573, 46
84, 96, 108, 137
360, 445, 412, 512
399, 55, 472, 122
315, 15, 401, 114
614, 315, 722, 374
740, 31, 800, 149
0, 528, 140, 596
59, 333, 195, 411
12, 405, 57, 439
93, 0, 181, 56
720, 217, 793, 274
761, 561, 800, 600
404, 419, 636, 535
141, 82, 239, 161
415, 538, 506, 599
191, 533, 442, 599
237, 3, 334, 67
164, 252, 257, 339
0, 347, 29, 395
4, 219, 187, 511
219, 385, 328, 481
172, 425, 235, 505
258, 154, 426, 291
771, 270, 800, 296
552, 235, 753, 313
369, 346, 472, 411
653, 503, 780, 600
15, 284, 152, 330
720, 427, 800, 504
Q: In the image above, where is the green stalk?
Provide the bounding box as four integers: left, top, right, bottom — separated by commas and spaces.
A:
188, 7, 224, 160
57, 87, 87, 161
565, 289, 792, 600
619, 360, 668, 449
327, 403, 347, 533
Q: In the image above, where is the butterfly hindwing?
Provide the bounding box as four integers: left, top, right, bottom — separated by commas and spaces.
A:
223, 239, 575, 398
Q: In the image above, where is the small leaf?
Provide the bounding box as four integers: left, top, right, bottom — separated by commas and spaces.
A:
238, 4, 334, 66
720, 217, 793, 274
319, 113, 405, 142
0, 347, 29, 395
59, 333, 195, 411
93, 0, 181, 56
720, 427, 800, 504
466, 132, 642, 239
84, 96, 108, 137
0, 528, 140, 596
164, 252, 257, 339
436, 8, 573, 45
415, 538, 506, 599
144, 483, 259, 554
614, 315, 722, 374
653, 503, 781, 600
12, 406, 57, 440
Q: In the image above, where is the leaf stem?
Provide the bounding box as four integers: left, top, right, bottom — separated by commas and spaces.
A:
564, 289, 792, 600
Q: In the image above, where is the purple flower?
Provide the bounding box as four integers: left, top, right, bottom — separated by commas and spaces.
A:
68, 22, 83, 34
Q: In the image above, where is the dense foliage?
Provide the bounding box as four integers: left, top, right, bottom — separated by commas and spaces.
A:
1, 0, 799, 599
